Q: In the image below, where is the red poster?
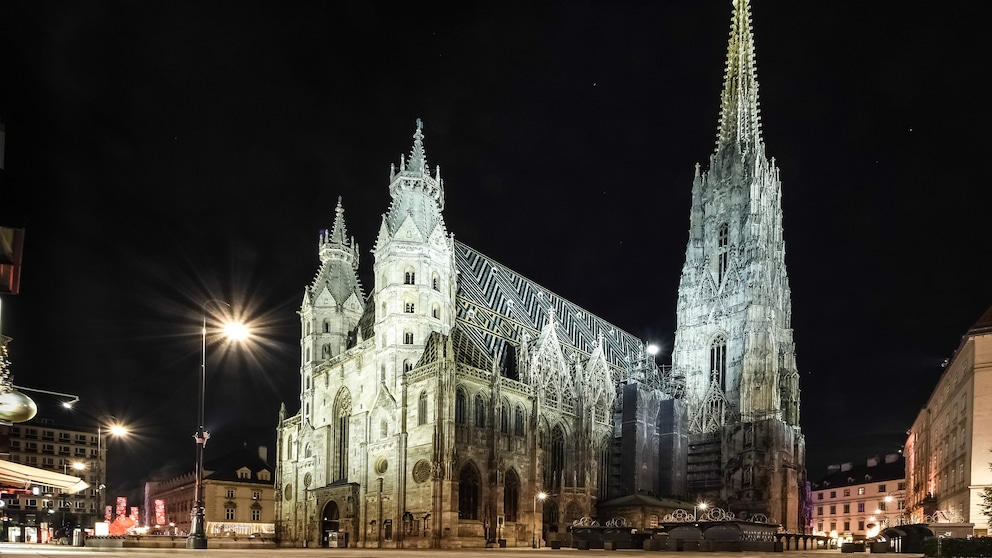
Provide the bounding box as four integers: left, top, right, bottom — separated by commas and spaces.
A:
116, 497, 126, 520
155, 499, 166, 525
130, 506, 139, 523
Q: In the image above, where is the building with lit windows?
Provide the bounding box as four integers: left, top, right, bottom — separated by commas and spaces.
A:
809, 454, 906, 542
1, 420, 103, 542
904, 304, 992, 536
143, 446, 275, 538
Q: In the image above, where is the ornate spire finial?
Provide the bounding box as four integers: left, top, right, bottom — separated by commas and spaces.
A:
408, 119, 427, 174
715, 0, 762, 155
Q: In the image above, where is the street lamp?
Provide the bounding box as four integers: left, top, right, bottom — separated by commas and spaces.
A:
884, 492, 906, 526
694, 502, 708, 521
187, 299, 248, 550
96, 418, 128, 527
532, 491, 547, 548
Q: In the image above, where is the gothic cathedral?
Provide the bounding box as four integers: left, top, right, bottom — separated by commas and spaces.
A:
275, 0, 806, 548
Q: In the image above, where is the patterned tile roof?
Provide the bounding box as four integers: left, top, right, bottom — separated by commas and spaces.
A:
453, 241, 646, 374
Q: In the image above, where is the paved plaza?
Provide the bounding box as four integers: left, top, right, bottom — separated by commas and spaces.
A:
0, 543, 925, 558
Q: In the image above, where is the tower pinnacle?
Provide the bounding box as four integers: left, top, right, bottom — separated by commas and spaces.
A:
715, 0, 762, 156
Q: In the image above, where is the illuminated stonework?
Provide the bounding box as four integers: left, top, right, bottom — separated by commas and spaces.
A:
670, 0, 806, 531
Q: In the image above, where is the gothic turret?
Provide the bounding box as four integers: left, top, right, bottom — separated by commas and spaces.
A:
373, 119, 456, 388
298, 198, 365, 423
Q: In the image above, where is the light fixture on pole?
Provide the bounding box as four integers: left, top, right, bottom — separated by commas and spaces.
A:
694, 502, 708, 522
96, 418, 128, 529
187, 299, 248, 550
532, 491, 547, 548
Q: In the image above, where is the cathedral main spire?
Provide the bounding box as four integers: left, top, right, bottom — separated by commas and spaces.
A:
715, 0, 762, 156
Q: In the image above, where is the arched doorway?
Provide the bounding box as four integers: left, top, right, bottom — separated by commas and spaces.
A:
321, 500, 342, 548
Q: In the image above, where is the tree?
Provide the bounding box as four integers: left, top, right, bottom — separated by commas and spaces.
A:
980, 452, 992, 523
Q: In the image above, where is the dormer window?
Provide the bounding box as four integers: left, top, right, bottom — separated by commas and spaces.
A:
237, 467, 251, 480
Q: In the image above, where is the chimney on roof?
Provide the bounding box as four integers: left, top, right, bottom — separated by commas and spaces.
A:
258, 446, 268, 464
840, 462, 853, 472
867, 455, 879, 467
884, 453, 899, 464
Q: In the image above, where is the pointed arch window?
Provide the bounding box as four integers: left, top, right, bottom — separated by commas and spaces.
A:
500, 400, 510, 434
504, 468, 520, 522
418, 391, 428, 425
513, 406, 525, 436
404, 331, 414, 344
718, 222, 729, 285
458, 463, 480, 519
333, 391, 352, 481
432, 304, 440, 320
432, 273, 440, 291
323, 319, 330, 333
546, 425, 566, 488
455, 389, 467, 425
404, 268, 416, 285
474, 394, 486, 428
404, 302, 415, 313
710, 335, 727, 391
403, 359, 413, 373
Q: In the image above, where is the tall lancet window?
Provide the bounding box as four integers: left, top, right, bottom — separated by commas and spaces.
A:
546, 425, 566, 488
710, 335, 727, 391
717, 223, 729, 285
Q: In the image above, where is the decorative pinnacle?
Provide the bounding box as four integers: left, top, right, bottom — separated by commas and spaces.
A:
407, 118, 428, 174
715, 0, 762, 155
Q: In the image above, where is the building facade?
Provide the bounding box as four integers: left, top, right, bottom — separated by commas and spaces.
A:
1, 420, 103, 542
275, 0, 806, 548
904, 304, 992, 536
810, 455, 906, 543
143, 446, 275, 538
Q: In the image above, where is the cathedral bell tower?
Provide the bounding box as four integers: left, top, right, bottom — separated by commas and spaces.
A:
299, 198, 365, 423
373, 119, 456, 388
671, 0, 805, 530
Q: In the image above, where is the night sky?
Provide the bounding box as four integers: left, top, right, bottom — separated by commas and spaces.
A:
2, 1, 990, 497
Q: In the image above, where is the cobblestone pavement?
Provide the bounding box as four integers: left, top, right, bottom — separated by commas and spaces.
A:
0, 543, 926, 558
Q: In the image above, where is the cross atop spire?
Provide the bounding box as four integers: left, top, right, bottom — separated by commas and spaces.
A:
715, 0, 763, 155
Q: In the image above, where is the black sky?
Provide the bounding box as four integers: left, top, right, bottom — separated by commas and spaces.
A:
1, 1, 991, 496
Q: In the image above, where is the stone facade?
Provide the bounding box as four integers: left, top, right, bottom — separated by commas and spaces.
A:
904, 304, 992, 536
670, 0, 807, 531
275, 0, 807, 548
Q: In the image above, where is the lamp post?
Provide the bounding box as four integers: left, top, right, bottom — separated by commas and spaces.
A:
884, 491, 906, 526
96, 418, 128, 529
187, 300, 248, 550
694, 502, 708, 521
532, 491, 546, 548
61, 461, 85, 536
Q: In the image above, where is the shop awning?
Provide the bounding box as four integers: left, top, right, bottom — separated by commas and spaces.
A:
0, 459, 89, 494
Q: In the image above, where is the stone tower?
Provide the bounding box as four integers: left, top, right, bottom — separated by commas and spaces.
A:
372, 119, 457, 387
670, 0, 807, 530
299, 198, 365, 425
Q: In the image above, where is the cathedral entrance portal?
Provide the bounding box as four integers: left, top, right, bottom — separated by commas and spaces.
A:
321, 500, 342, 548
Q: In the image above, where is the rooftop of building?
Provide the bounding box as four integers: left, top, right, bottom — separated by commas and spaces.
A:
811, 453, 905, 490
